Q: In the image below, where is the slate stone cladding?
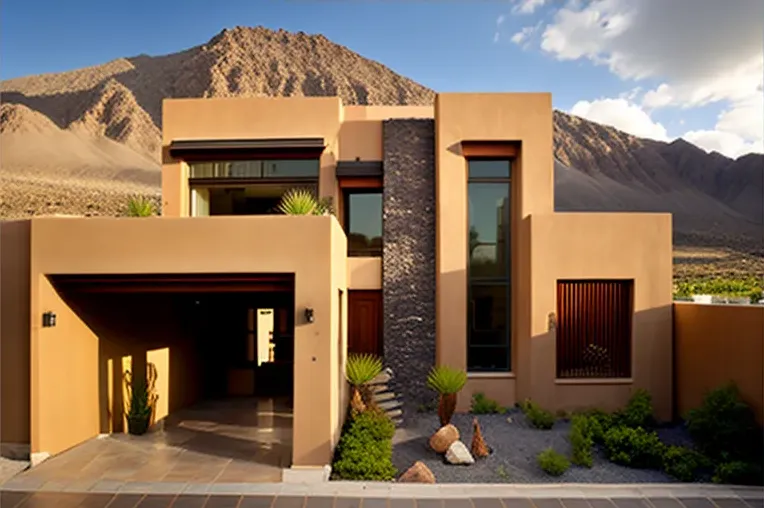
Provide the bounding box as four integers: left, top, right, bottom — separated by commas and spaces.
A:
381, 119, 437, 418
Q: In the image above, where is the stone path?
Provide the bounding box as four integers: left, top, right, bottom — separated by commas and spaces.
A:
0, 488, 762, 508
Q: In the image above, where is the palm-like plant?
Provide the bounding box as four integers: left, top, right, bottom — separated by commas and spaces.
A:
126, 196, 157, 217
346, 353, 383, 414
427, 365, 467, 426
277, 188, 334, 216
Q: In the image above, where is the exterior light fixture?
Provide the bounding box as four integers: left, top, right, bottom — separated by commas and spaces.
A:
304, 308, 315, 323
42, 311, 57, 328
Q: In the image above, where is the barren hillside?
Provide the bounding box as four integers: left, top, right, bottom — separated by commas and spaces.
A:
1, 26, 761, 263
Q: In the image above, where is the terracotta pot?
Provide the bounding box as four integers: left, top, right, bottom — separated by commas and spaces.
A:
438, 393, 457, 426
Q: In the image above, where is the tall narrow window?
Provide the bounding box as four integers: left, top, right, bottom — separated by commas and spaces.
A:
344, 190, 383, 257
467, 160, 511, 372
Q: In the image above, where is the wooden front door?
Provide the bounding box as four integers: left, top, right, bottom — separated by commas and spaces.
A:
348, 290, 383, 356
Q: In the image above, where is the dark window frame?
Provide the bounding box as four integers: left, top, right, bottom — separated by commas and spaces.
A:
343, 187, 383, 258
467, 158, 512, 373
186, 158, 321, 180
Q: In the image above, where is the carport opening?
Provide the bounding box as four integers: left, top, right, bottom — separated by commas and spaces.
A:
49, 273, 295, 468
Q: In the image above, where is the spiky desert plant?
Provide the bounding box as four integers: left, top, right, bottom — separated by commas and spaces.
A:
471, 417, 491, 458
426, 365, 467, 426
277, 188, 334, 216
345, 353, 383, 414
126, 196, 156, 217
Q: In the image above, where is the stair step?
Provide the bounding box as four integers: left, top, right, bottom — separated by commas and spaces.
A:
378, 399, 402, 412
373, 391, 397, 402
385, 408, 403, 419
369, 370, 392, 385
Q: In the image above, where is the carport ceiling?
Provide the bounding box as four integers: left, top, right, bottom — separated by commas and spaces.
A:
49, 273, 295, 293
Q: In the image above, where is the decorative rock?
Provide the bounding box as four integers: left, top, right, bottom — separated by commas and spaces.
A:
429, 424, 459, 453
471, 417, 491, 459
398, 460, 436, 483
446, 440, 475, 465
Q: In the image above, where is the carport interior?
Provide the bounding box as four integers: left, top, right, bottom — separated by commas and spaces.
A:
42, 273, 296, 477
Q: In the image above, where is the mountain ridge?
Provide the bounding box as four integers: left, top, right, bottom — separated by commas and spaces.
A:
0, 25, 761, 254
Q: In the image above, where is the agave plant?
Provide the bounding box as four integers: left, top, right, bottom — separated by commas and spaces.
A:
346, 353, 383, 414
277, 188, 334, 216
427, 365, 467, 426
126, 196, 157, 217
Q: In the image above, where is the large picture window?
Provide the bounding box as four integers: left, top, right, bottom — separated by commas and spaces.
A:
467, 160, 511, 372
343, 190, 383, 257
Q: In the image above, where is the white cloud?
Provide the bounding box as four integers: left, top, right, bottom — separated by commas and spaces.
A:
570, 98, 669, 141
682, 130, 764, 159
496, 14, 506, 25
527, 0, 764, 156
510, 24, 542, 47
512, 0, 547, 15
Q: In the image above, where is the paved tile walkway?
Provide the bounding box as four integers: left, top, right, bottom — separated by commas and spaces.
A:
0, 487, 762, 508
3, 398, 292, 488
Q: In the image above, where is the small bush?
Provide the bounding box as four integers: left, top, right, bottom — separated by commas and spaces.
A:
332, 409, 397, 481
603, 426, 664, 469
471, 392, 507, 414
537, 447, 570, 476
584, 408, 615, 444
685, 383, 762, 462
520, 399, 556, 430
569, 415, 594, 468
712, 461, 764, 486
662, 445, 710, 482
617, 389, 654, 429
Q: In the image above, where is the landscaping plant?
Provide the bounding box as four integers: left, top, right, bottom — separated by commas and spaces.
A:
603, 426, 665, 469
126, 196, 157, 217
712, 461, 764, 486
537, 447, 570, 476
520, 399, 556, 430
569, 414, 594, 468
332, 408, 397, 481
277, 188, 334, 215
662, 445, 711, 482
426, 365, 467, 426
471, 392, 507, 414
126, 378, 154, 435
345, 353, 383, 414
583, 408, 615, 444
616, 389, 654, 429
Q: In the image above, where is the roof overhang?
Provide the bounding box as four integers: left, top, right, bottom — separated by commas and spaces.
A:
460, 140, 519, 159
168, 137, 326, 160
335, 160, 383, 177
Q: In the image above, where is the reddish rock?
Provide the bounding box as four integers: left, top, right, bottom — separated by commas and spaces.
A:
398, 461, 436, 483
429, 424, 459, 453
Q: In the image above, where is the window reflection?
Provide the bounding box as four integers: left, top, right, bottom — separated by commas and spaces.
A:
345, 191, 382, 257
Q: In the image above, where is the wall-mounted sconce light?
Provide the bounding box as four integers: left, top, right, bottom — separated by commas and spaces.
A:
42, 311, 57, 328
304, 308, 315, 323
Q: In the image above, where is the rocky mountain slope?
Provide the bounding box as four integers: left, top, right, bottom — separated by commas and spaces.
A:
1, 26, 761, 253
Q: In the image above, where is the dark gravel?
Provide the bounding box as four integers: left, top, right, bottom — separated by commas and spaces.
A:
392, 409, 693, 484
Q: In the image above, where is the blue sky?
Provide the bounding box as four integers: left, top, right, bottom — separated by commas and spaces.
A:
1, 0, 761, 157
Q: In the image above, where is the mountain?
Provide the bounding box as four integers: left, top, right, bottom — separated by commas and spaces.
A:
1, 25, 762, 254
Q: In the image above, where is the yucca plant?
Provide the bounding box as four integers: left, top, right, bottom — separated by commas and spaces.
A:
277, 188, 334, 216
427, 365, 467, 426
345, 353, 383, 414
126, 378, 154, 435
126, 196, 157, 217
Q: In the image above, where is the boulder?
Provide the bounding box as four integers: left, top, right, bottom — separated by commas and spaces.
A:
429, 424, 459, 453
398, 460, 436, 483
445, 440, 475, 465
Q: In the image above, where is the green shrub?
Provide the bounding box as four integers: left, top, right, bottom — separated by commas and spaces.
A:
673, 277, 762, 299
471, 392, 507, 414
584, 408, 615, 444
662, 445, 710, 482
520, 399, 556, 430
126, 196, 157, 217
332, 409, 397, 481
537, 447, 570, 476
686, 383, 762, 462
617, 389, 653, 429
603, 426, 664, 469
569, 415, 594, 467
712, 461, 764, 486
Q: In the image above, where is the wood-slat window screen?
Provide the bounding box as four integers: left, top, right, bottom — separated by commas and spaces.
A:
556, 279, 634, 379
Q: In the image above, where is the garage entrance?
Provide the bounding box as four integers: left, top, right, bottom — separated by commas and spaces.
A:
35, 273, 297, 481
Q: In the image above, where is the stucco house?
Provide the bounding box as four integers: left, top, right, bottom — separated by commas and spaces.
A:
0, 93, 674, 474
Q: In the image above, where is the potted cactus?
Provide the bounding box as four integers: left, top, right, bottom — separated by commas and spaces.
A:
427, 365, 467, 426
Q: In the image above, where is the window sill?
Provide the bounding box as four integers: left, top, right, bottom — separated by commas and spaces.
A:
468, 372, 515, 379
555, 378, 633, 385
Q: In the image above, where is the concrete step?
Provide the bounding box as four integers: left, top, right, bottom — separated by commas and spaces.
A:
385, 408, 403, 419
369, 371, 392, 386
373, 390, 397, 403
378, 399, 402, 412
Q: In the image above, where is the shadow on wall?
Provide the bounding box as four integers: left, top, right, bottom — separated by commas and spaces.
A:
58, 290, 203, 433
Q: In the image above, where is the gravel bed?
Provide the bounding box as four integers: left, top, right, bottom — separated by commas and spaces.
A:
392, 409, 693, 484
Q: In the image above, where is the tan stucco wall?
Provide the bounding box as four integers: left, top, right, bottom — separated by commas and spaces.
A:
529, 213, 674, 420
347, 258, 382, 290
0, 221, 31, 451
674, 302, 764, 423
29, 216, 346, 466
340, 105, 434, 161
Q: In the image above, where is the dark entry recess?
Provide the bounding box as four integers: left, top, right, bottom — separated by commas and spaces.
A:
49, 273, 294, 294
347, 290, 383, 356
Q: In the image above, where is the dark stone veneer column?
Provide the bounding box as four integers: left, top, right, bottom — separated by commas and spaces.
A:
382, 119, 437, 419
